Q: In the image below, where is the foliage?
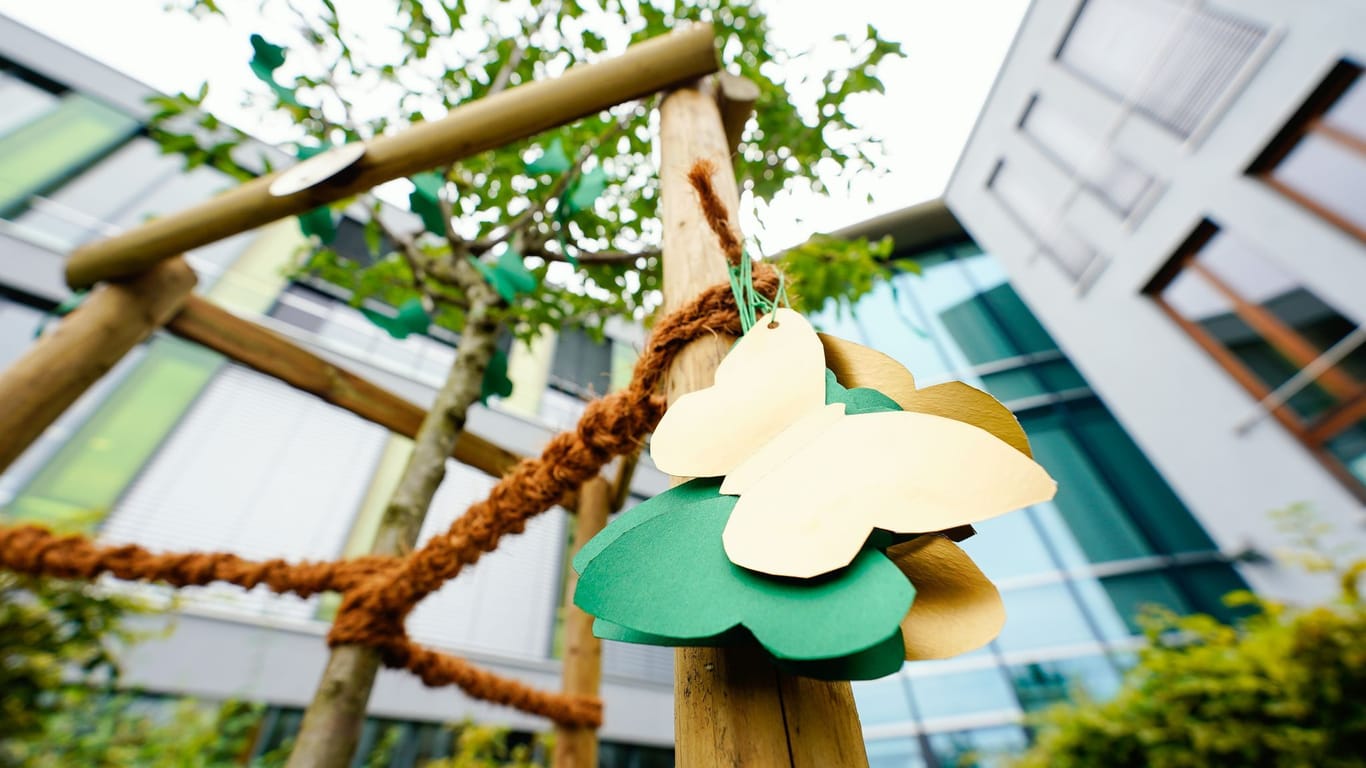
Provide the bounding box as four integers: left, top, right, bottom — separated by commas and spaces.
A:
424, 723, 550, 768
0, 574, 137, 763
7, 695, 283, 768
1014, 566, 1366, 768
157, 0, 907, 345
776, 232, 919, 313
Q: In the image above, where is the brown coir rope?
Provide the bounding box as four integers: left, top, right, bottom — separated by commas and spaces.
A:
0, 254, 778, 728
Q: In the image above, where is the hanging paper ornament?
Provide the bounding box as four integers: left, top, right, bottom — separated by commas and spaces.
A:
572, 304, 1057, 681
361, 297, 430, 339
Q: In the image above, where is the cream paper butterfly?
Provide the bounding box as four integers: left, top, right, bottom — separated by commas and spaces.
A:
650, 307, 1058, 580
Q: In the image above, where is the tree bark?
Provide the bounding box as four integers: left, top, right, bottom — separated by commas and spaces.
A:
285, 266, 501, 768
658, 79, 869, 768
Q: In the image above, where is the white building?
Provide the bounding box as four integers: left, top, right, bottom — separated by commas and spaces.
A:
0, 14, 674, 761
947, 0, 1366, 601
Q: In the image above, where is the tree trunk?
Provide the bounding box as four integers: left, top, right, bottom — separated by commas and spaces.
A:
658, 79, 869, 768
285, 275, 501, 768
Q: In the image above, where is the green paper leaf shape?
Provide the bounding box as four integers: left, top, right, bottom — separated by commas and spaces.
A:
361, 297, 429, 339
573, 478, 914, 663
408, 172, 447, 237
592, 620, 906, 681
824, 369, 901, 414
248, 34, 300, 108
525, 138, 571, 176
472, 249, 538, 303
565, 166, 608, 214
297, 206, 337, 244
480, 348, 514, 404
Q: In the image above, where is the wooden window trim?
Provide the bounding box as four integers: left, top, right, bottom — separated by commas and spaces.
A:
1147, 221, 1366, 500
1249, 59, 1366, 243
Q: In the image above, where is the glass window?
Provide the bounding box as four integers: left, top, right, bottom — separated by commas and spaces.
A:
927, 726, 1029, 768
1252, 61, 1366, 242
1057, 0, 1267, 137
1009, 654, 1122, 712
1020, 410, 1154, 563
961, 510, 1060, 581
1020, 95, 1153, 213
0, 70, 61, 138
1174, 562, 1251, 624
853, 675, 916, 726
550, 326, 613, 397
1090, 571, 1193, 636
987, 160, 1101, 281
1149, 222, 1366, 495
995, 583, 1100, 652
3, 337, 221, 530
0, 93, 140, 216
1066, 398, 1217, 554
867, 737, 927, 768
907, 667, 1019, 721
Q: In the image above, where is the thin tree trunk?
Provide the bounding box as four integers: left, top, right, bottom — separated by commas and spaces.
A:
286, 271, 501, 768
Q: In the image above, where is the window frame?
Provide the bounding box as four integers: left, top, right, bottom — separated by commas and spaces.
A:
1146, 220, 1366, 500
1248, 59, 1366, 243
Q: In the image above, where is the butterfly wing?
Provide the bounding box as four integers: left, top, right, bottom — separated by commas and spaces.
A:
650, 308, 826, 479
722, 411, 1056, 578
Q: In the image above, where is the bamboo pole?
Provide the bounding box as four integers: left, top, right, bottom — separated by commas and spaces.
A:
0, 259, 196, 473
553, 476, 610, 768
657, 80, 870, 768
64, 24, 720, 290
165, 295, 521, 480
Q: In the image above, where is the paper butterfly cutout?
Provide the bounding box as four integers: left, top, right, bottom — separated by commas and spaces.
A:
650, 308, 1057, 579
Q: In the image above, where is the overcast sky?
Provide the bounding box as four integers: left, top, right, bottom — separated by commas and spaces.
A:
0, 0, 1025, 250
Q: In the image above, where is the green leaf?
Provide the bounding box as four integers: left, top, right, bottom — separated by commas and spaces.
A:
525, 138, 571, 176
297, 206, 337, 244
362, 218, 382, 256
573, 478, 913, 669
565, 166, 609, 214
479, 348, 514, 403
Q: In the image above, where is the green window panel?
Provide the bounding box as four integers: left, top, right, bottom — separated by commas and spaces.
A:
1022, 410, 1154, 563
3, 337, 221, 530
979, 367, 1044, 402
1094, 571, 1193, 636
0, 93, 140, 217
1067, 399, 1218, 555
939, 283, 1059, 366
1175, 562, 1253, 624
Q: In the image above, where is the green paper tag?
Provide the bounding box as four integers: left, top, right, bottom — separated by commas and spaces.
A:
479, 348, 514, 404
361, 297, 429, 339
565, 166, 608, 214
297, 206, 337, 244
408, 172, 447, 237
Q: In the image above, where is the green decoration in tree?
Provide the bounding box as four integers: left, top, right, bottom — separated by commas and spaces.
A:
479, 348, 514, 404
408, 172, 447, 238
471, 248, 538, 304
564, 166, 609, 215
247, 33, 301, 108
524, 138, 572, 176
298, 205, 337, 244
361, 297, 430, 339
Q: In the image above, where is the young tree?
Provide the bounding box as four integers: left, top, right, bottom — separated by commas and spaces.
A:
150, 1, 904, 765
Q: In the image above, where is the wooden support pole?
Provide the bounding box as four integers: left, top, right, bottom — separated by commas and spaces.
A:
65, 25, 720, 290
716, 73, 760, 155
553, 476, 610, 768
165, 295, 521, 479
0, 259, 196, 473
658, 80, 870, 768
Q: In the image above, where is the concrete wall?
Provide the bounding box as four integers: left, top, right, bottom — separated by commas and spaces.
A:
947, 0, 1366, 601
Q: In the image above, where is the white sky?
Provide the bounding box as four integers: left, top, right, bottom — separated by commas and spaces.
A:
0, 0, 1025, 250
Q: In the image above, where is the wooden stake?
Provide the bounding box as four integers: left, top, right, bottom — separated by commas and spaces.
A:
553, 476, 610, 768
0, 258, 196, 473
65, 24, 719, 290
657, 80, 869, 768
166, 296, 521, 480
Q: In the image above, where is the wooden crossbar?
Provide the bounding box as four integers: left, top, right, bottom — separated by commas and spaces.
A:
64, 24, 720, 289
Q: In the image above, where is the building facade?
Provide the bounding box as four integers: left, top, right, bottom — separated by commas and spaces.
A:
0, 14, 675, 762
822, 202, 1248, 767
946, 0, 1366, 602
